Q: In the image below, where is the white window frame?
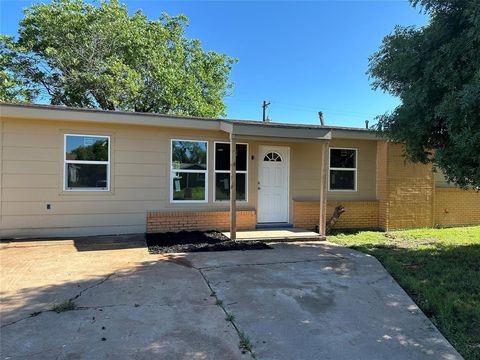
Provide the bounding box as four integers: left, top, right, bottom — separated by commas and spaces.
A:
170, 139, 208, 204
64, 134, 110, 192
328, 147, 358, 192
214, 141, 249, 203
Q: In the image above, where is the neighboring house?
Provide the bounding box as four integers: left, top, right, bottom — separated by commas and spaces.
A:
0, 102, 478, 239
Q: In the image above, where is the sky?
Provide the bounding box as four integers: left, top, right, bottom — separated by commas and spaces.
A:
0, 0, 429, 127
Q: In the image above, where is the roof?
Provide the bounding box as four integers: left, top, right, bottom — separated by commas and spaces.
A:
0, 102, 381, 141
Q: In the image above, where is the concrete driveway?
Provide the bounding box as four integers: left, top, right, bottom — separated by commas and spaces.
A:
0, 236, 462, 359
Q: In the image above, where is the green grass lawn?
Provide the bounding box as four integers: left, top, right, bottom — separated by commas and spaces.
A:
328, 226, 480, 360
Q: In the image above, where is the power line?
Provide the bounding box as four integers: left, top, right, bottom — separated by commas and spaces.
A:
227, 97, 382, 118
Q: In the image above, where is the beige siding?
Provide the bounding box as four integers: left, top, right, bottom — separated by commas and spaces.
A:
0, 117, 254, 237
327, 139, 377, 201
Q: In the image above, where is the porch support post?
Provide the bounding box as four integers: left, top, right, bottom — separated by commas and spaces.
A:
229, 134, 237, 240
318, 142, 329, 237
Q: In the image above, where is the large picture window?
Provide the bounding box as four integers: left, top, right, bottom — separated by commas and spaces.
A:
214, 142, 248, 201
171, 140, 208, 202
64, 134, 110, 191
329, 147, 357, 191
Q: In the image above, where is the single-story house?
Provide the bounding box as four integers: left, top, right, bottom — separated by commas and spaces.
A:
0, 102, 479, 239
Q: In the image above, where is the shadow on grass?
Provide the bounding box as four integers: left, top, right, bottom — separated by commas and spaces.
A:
349, 242, 480, 360
328, 228, 383, 236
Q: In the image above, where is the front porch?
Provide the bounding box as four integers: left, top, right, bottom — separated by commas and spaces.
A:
222, 120, 332, 241
223, 227, 323, 241
147, 122, 332, 241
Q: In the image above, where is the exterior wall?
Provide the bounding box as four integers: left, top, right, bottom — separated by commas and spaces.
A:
0, 117, 328, 237
376, 141, 389, 229
377, 142, 435, 230
0, 117, 255, 238
433, 169, 456, 188
240, 140, 327, 225
2, 114, 477, 238
293, 200, 379, 230
147, 210, 256, 232
434, 188, 480, 227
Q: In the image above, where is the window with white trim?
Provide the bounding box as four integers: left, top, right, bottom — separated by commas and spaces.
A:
329, 148, 357, 191
171, 140, 208, 202
64, 134, 110, 191
214, 142, 248, 201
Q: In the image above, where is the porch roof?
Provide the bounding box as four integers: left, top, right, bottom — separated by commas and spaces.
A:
220, 120, 331, 141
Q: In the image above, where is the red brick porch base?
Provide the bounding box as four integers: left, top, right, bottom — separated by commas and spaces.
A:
146, 210, 257, 233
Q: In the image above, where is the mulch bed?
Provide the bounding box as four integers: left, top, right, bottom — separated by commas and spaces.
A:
146, 230, 272, 254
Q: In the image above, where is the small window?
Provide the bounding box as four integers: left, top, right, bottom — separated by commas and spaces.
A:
264, 152, 282, 162
64, 134, 110, 191
329, 148, 357, 191
171, 140, 208, 202
214, 142, 248, 201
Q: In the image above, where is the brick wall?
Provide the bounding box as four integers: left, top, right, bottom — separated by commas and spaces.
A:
146, 210, 256, 233
378, 142, 435, 230
376, 141, 389, 229
434, 188, 480, 227
293, 200, 379, 230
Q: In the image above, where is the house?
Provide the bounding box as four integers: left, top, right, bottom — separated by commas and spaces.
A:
0, 102, 478, 239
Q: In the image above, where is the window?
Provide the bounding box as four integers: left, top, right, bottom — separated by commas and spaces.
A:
263, 152, 282, 162
329, 148, 357, 191
171, 140, 208, 202
64, 134, 110, 191
214, 142, 248, 201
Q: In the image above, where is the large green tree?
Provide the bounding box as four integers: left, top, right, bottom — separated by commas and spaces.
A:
369, 0, 480, 188
0, 0, 235, 117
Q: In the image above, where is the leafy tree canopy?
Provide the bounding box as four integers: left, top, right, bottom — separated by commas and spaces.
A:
368, 0, 480, 188
0, 0, 236, 117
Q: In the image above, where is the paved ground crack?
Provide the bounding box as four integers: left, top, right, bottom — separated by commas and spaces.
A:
197, 257, 343, 270
0, 310, 44, 329
196, 267, 256, 359
70, 273, 116, 301
1, 273, 115, 329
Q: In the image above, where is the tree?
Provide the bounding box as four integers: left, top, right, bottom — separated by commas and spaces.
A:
0, 0, 236, 117
0, 36, 38, 102
368, 0, 480, 189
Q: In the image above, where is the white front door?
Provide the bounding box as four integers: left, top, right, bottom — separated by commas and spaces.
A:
257, 145, 289, 223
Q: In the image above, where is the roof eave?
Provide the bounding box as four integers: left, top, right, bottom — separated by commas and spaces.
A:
221, 121, 332, 141
0, 103, 222, 131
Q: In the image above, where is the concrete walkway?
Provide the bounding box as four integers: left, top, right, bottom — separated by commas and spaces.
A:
0, 237, 462, 359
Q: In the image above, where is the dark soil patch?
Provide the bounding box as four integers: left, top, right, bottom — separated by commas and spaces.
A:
146, 230, 272, 254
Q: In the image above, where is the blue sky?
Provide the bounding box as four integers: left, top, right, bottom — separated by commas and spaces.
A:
0, 1, 428, 127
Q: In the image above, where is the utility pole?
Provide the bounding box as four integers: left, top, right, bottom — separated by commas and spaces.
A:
262, 100, 270, 122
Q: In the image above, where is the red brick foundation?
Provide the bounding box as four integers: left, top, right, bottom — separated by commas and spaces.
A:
146, 210, 257, 233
